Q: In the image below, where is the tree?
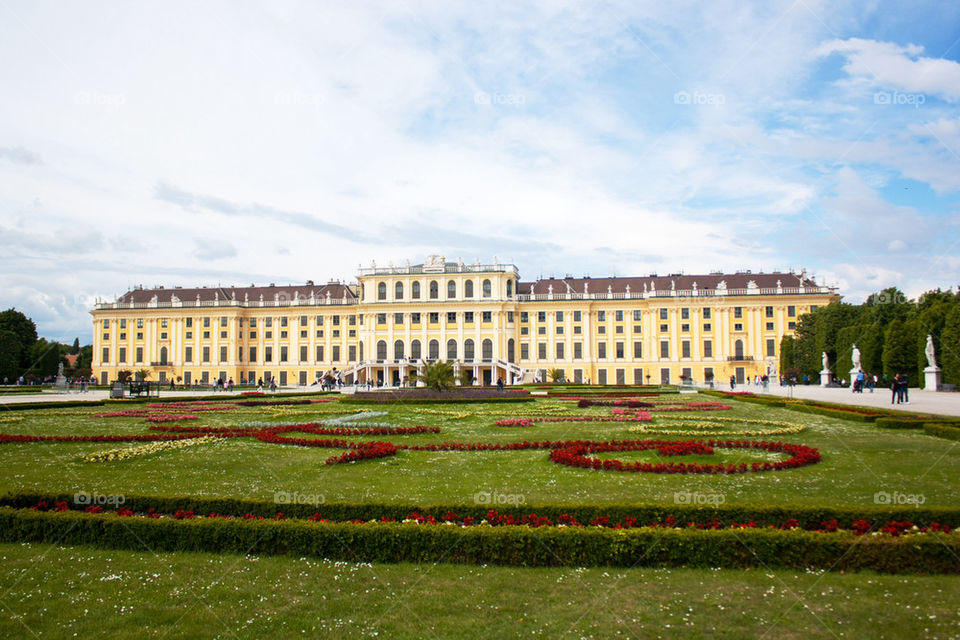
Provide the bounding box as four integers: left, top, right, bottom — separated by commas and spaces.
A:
882, 319, 918, 378
941, 305, 960, 386
0, 308, 37, 373
135, 368, 151, 382
70, 338, 80, 355
116, 370, 133, 383
547, 368, 565, 383
779, 335, 795, 375
458, 367, 473, 387
28, 338, 61, 378
410, 360, 455, 391
0, 329, 22, 382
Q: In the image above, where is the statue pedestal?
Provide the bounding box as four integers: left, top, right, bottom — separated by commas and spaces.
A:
54, 375, 68, 394
820, 370, 832, 387
924, 367, 941, 392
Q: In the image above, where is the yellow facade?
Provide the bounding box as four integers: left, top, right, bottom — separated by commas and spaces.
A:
90, 257, 838, 387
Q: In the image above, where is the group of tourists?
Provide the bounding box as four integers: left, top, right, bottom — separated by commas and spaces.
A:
890, 372, 910, 404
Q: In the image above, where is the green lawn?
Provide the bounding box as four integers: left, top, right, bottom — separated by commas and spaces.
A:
1, 394, 959, 638
1, 543, 958, 639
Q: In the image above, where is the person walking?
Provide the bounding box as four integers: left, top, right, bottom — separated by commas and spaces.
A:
729, 375, 736, 391
892, 373, 902, 404
901, 374, 910, 404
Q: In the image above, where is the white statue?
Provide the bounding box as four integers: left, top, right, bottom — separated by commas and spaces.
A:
926, 334, 937, 369
822, 351, 829, 371
851, 344, 861, 371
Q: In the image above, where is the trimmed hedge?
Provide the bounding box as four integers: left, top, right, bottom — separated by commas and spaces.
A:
6, 491, 960, 531
875, 417, 929, 429
925, 423, 960, 441
0, 507, 957, 573
339, 396, 533, 405
0, 399, 108, 411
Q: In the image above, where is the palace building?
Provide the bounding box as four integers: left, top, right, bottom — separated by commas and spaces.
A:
90, 255, 839, 387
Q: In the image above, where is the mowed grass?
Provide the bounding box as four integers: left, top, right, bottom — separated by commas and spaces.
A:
0, 394, 958, 507
1, 543, 959, 639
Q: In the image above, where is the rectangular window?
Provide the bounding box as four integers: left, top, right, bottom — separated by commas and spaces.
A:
659, 308, 668, 320
703, 323, 711, 332
734, 323, 743, 332
633, 325, 642, 333
681, 324, 690, 332
521, 327, 529, 335
300, 330, 307, 338
220, 317, 227, 327
616, 368, 626, 385
280, 331, 287, 339
203, 317, 210, 328
119, 347, 126, 363
634, 368, 644, 385
556, 311, 564, 322
377, 313, 386, 325
300, 345, 308, 362
615, 325, 624, 334
136, 332, 143, 340
249, 346, 256, 362
767, 339, 776, 357
280, 317, 288, 328
249, 318, 257, 328
598, 326, 606, 334
660, 340, 669, 358
411, 312, 421, 324
265, 346, 272, 362
538, 343, 547, 359
574, 342, 583, 359
681, 308, 690, 320
573, 326, 582, 334
265, 318, 272, 327
766, 306, 774, 318
332, 346, 340, 361
766, 322, 774, 331
734, 307, 743, 319
220, 331, 227, 339
521, 343, 530, 360
315, 330, 321, 338
507, 311, 514, 323
464, 311, 474, 323
633, 341, 642, 358
103, 319, 110, 329
429, 312, 439, 324
660, 324, 668, 333
615, 310, 623, 322
220, 346, 227, 362
160, 332, 167, 340
788, 321, 796, 330
788, 305, 796, 317
574, 310, 582, 322
348, 345, 356, 362
703, 340, 713, 358
598, 369, 607, 385
556, 326, 564, 335
598, 310, 606, 321
598, 343, 607, 359
137, 318, 143, 329
633, 310, 642, 321
703, 308, 711, 319
120, 319, 127, 329
313, 316, 321, 326
316, 345, 324, 361
103, 333, 109, 341
447, 311, 456, 324
556, 343, 564, 359
704, 367, 714, 382
203, 331, 210, 339
102, 347, 109, 362
682, 341, 691, 358
482, 311, 492, 323
538, 311, 546, 323
332, 315, 340, 326
394, 313, 403, 324
185, 347, 192, 362
615, 342, 624, 358
202, 346, 210, 362
280, 346, 288, 362
160, 318, 168, 329
520, 312, 528, 323
538, 326, 546, 335
300, 315, 308, 326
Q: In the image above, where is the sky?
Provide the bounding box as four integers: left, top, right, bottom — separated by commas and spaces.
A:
1, 1, 959, 343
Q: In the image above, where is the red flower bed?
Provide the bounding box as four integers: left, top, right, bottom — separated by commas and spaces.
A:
495, 414, 652, 427
95, 410, 152, 418
577, 399, 654, 408
146, 403, 237, 411
549, 439, 820, 474
0, 433, 208, 444
325, 442, 398, 465
148, 425, 262, 437
145, 414, 199, 423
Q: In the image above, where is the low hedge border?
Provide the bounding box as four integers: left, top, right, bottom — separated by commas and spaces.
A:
0, 400, 108, 411
5, 492, 960, 530
925, 423, 960, 441
339, 396, 533, 405
1, 507, 957, 573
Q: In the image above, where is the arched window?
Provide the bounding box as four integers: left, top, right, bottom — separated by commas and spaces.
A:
159, 346, 168, 364
376, 340, 387, 362
395, 282, 403, 300
429, 281, 439, 299
447, 338, 457, 360
447, 280, 456, 299
412, 282, 421, 299
482, 279, 492, 298
377, 282, 386, 301
464, 280, 474, 297
735, 340, 744, 359
411, 339, 422, 360
482, 338, 493, 361
428, 339, 440, 360
507, 339, 515, 363
394, 340, 404, 360
506, 280, 513, 297
464, 339, 475, 362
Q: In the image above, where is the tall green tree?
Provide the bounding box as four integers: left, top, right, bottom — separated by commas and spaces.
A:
70, 338, 81, 355
410, 360, 456, 391
0, 329, 22, 382
883, 318, 918, 379
28, 338, 61, 378
941, 305, 960, 386
0, 308, 37, 371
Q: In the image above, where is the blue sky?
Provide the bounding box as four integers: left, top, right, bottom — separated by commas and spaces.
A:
0, 1, 959, 341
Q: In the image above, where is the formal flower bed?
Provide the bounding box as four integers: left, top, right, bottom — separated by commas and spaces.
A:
146, 402, 238, 411
234, 399, 330, 407
84, 436, 223, 462
494, 413, 652, 427
549, 439, 820, 474
0, 432, 208, 444
629, 417, 806, 436
577, 399, 654, 408
144, 414, 200, 423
